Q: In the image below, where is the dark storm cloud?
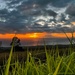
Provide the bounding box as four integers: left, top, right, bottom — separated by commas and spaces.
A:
5, 0, 72, 9
0, 0, 75, 34
43, 9, 57, 17
0, 9, 28, 33
66, 3, 75, 16
30, 9, 57, 17
50, 0, 72, 7
66, 3, 75, 22
36, 0, 72, 7
0, 9, 8, 19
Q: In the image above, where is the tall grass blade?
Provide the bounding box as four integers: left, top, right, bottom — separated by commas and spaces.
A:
53, 57, 63, 75
64, 53, 74, 75
4, 45, 13, 75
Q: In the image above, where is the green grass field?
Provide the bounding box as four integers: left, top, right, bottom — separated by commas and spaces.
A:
0, 44, 75, 75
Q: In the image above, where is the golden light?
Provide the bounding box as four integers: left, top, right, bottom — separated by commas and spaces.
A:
0, 32, 75, 39
29, 33, 38, 38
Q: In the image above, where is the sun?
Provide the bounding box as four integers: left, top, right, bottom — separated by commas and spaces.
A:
29, 33, 38, 38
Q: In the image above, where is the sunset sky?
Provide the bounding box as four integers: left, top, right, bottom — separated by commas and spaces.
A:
0, 0, 75, 46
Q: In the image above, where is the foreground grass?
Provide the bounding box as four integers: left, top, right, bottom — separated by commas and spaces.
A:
0, 46, 75, 75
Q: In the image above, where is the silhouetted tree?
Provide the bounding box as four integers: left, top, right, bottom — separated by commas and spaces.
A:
10, 37, 24, 51
10, 37, 21, 47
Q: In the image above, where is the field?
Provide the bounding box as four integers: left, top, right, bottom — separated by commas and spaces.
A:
0, 44, 75, 75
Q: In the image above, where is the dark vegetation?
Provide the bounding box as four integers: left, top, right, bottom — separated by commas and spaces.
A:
0, 44, 75, 65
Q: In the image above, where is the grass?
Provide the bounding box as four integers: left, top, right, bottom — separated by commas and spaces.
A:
0, 45, 75, 75
0, 33, 75, 75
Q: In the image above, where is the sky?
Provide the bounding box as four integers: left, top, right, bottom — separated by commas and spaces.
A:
0, 0, 75, 46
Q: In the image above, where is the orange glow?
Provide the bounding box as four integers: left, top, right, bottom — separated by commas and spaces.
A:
28, 33, 38, 38
22, 32, 46, 39
50, 33, 75, 38
71, 22, 75, 25
0, 32, 75, 39
0, 32, 46, 39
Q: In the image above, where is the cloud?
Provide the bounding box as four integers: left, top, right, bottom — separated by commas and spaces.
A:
35, 0, 72, 7
66, 3, 75, 22
66, 3, 75, 16
43, 9, 57, 17
50, 0, 72, 7
0, 0, 75, 34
